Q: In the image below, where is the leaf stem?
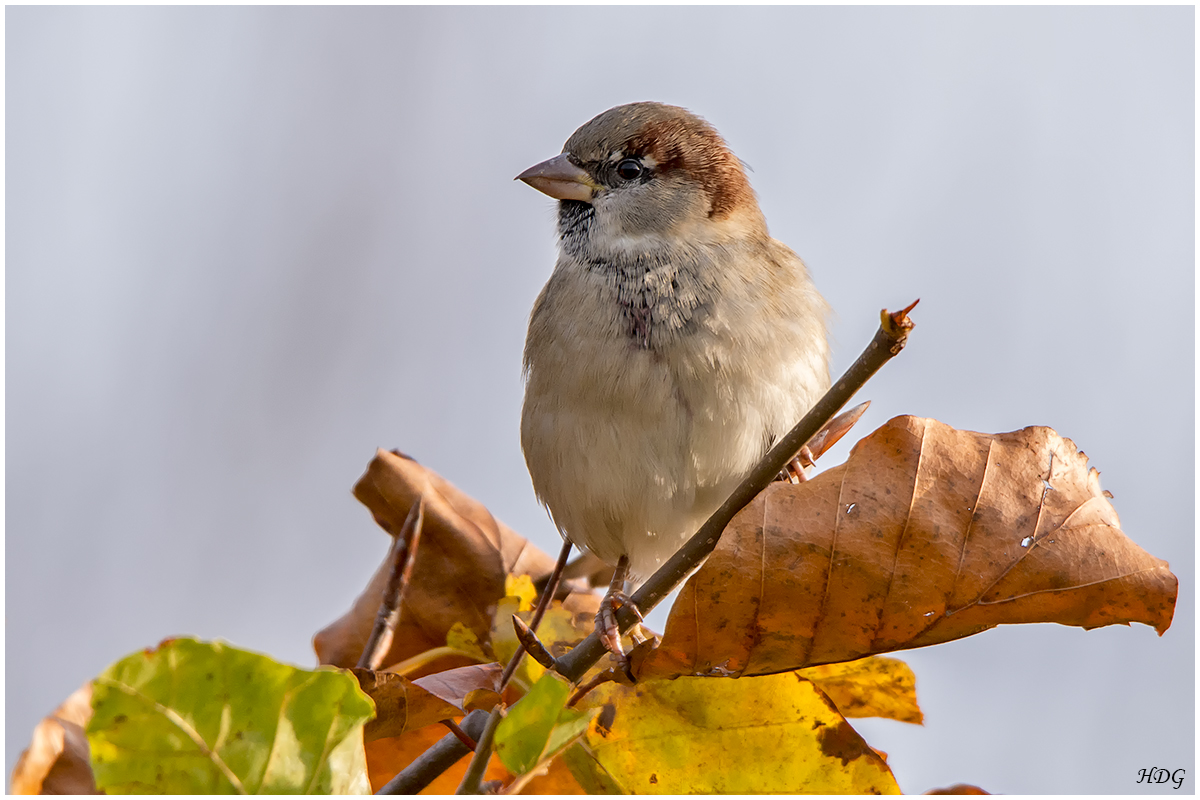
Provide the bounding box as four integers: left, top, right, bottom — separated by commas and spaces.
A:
440, 719, 477, 750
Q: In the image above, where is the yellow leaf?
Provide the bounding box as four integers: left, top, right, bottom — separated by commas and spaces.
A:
506, 575, 538, 613
800, 657, 923, 725
490, 596, 535, 685
445, 622, 490, 663
570, 672, 899, 794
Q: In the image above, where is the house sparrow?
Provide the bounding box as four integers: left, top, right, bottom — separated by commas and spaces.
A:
517, 102, 830, 661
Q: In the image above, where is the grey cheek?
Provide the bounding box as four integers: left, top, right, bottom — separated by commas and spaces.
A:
620, 192, 686, 236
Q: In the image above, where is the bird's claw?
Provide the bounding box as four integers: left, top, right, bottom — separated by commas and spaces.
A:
596, 590, 641, 681
778, 448, 814, 483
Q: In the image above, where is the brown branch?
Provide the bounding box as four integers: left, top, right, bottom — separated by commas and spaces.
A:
567, 672, 617, 708
554, 301, 918, 682
357, 495, 425, 671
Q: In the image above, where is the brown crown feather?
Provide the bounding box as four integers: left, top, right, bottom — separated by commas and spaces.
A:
625, 115, 753, 219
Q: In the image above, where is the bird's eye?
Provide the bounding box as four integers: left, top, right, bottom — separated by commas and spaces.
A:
616, 159, 643, 181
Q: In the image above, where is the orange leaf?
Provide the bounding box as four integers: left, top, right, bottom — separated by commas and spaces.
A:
315, 450, 557, 670
365, 722, 508, 794
513, 757, 587, 794
637, 416, 1177, 679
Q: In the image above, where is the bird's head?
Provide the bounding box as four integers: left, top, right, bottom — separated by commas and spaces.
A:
517, 102, 765, 250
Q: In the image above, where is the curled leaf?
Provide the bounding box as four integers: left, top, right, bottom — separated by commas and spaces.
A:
353, 663, 502, 741
638, 416, 1177, 680
10, 684, 98, 794
315, 450, 556, 670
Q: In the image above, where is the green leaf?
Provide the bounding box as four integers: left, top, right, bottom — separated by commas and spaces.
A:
86, 638, 374, 794
543, 704, 593, 761
492, 672, 578, 775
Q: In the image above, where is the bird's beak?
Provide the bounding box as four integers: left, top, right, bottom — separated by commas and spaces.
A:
516, 153, 598, 202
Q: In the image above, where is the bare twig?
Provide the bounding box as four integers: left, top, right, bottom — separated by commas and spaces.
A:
554, 301, 917, 682
357, 496, 426, 670
376, 709, 491, 795
454, 704, 504, 795
499, 538, 573, 690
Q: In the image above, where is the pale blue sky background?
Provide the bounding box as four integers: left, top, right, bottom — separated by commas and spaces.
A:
7, 6, 1194, 793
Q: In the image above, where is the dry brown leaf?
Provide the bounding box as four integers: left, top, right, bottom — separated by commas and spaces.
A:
354, 663, 502, 741
637, 416, 1177, 679
412, 662, 503, 708
315, 450, 557, 669
10, 684, 98, 795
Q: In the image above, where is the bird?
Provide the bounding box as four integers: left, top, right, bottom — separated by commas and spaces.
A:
516, 102, 831, 665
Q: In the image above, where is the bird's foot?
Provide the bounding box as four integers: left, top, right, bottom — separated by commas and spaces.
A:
596, 588, 643, 680
595, 555, 641, 680
778, 446, 815, 483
